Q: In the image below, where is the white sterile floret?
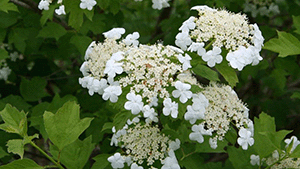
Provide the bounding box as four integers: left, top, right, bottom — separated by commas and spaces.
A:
103, 28, 126, 39
189, 124, 212, 143
284, 136, 300, 153
102, 83, 122, 103
131, 163, 143, 169
172, 81, 192, 103
38, 0, 50, 10
143, 105, 158, 123
79, 61, 89, 77
191, 5, 215, 11
124, 92, 144, 115
84, 41, 96, 60
226, 46, 249, 71
188, 42, 206, 56
108, 153, 125, 169
209, 138, 218, 149
250, 154, 260, 166
152, 0, 170, 10
149, 96, 158, 107
0, 66, 11, 81
179, 16, 196, 33
177, 53, 192, 70
161, 150, 180, 169
9, 52, 19, 62
175, 32, 192, 50
191, 93, 209, 111
123, 32, 140, 47
202, 46, 222, 67
80, 0, 97, 10
127, 116, 140, 125
55, 5, 66, 15
104, 59, 123, 80
184, 105, 205, 124
252, 24, 264, 49
169, 138, 180, 151
237, 128, 254, 150
163, 98, 178, 118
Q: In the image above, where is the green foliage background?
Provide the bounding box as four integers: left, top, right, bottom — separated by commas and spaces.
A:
0, 0, 300, 168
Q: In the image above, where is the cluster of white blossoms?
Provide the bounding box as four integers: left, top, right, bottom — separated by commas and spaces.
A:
0, 61, 11, 81
109, 121, 180, 168
38, 0, 97, 15
244, 0, 281, 18
134, 0, 170, 10
187, 82, 254, 150
250, 136, 300, 168
175, 5, 264, 71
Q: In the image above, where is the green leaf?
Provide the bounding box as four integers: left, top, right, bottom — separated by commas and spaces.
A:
0, 95, 32, 111
0, 146, 9, 158
0, 0, 18, 13
50, 136, 95, 169
0, 28, 6, 42
101, 122, 113, 132
253, 112, 292, 158
192, 64, 220, 82
0, 158, 43, 169
6, 139, 24, 159
20, 77, 49, 102
0, 11, 18, 28
291, 92, 300, 99
91, 154, 111, 169
292, 15, 300, 35
113, 111, 132, 131
40, 4, 59, 26
43, 101, 93, 150
215, 61, 238, 87
64, 0, 84, 30
70, 35, 92, 56
263, 31, 300, 57
227, 146, 255, 169
0, 48, 9, 61
97, 0, 111, 10
38, 22, 67, 41
180, 152, 205, 169
0, 104, 27, 137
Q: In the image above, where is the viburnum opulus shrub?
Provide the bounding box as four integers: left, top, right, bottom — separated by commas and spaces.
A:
1, 0, 300, 169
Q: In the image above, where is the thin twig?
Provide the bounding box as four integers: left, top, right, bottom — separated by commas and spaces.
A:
10, 0, 32, 10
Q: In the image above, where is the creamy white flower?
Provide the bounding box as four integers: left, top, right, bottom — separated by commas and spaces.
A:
202, 46, 223, 67
143, 105, 158, 123
161, 150, 180, 169
226, 47, 249, 71
177, 53, 192, 70
123, 32, 140, 47
152, 0, 170, 10
189, 124, 212, 143
102, 84, 122, 103
285, 136, 300, 153
188, 42, 206, 56
237, 128, 254, 150
179, 16, 196, 32
80, 0, 97, 10
104, 59, 123, 79
103, 28, 126, 39
209, 138, 218, 149
191, 5, 215, 11
124, 93, 144, 115
38, 0, 50, 10
110, 51, 124, 62
169, 138, 180, 151
172, 81, 192, 103
131, 163, 143, 169
108, 153, 125, 169
250, 154, 260, 166
163, 98, 178, 118
55, 5, 66, 15
175, 32, 192, 50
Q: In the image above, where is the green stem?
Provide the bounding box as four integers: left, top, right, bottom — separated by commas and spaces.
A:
30, 141, 64, 169
204, 39, 216, 50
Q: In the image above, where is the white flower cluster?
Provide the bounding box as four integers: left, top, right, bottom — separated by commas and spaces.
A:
135, 0, 170, 10
38, 0, 66, 15
175, 5, 264, 70
109, 122, 180, 168
188, 82, 254, 150
250, 136, 300, 168
244, 0, 281, 18
79, 28, 190, 104
38, 0, 97, 15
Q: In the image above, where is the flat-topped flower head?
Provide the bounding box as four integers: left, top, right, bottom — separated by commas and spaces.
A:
176, 5, 264, 70
244, 0, 280, 17
112, 123, 180, 167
